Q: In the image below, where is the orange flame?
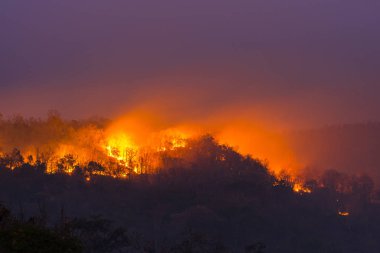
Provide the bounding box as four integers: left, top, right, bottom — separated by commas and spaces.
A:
293, 183, 312, 194
0, 111, 307, 188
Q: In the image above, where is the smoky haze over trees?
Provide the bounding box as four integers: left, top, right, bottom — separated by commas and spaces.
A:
0, 114, 380, 252
288, 123, 380, 184
2, 113, 380, 183
1, 0, 380, 252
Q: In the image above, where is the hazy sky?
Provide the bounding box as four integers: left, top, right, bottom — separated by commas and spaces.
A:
1, 0, 379, 128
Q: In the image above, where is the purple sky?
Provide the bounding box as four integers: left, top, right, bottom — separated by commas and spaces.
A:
1, 0, 379, 128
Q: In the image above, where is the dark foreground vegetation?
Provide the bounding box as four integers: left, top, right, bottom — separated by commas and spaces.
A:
0, 136, 380, 252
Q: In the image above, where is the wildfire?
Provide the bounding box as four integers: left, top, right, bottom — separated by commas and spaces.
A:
293, 183, 312, 194
97, 124, 191, 176
105, 132, 137, 162
0, 112, 306, 187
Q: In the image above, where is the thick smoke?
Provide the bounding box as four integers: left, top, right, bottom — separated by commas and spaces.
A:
3, 109, 380, 186
1, 0, 380, 183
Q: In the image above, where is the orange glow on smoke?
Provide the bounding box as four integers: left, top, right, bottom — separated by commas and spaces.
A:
214, 121, 302, 176
100, 115, 304, 186
0, 110, 306, 191
99, 114, 193, 175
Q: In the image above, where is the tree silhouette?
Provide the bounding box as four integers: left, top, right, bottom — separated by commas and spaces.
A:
85, 161, 105, 176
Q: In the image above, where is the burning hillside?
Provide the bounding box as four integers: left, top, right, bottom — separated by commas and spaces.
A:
2, 113, 380, 253
0, 112, 311, 192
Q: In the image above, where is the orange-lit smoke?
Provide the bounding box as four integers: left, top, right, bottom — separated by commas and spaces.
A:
0, 106, 307, 182
102, 108, 303, 177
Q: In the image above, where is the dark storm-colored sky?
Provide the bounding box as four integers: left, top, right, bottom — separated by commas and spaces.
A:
1, 0, 379, 127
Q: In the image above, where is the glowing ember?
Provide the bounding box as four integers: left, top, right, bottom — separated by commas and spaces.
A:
293, 183, 312, 194
338, 211, 350, 216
